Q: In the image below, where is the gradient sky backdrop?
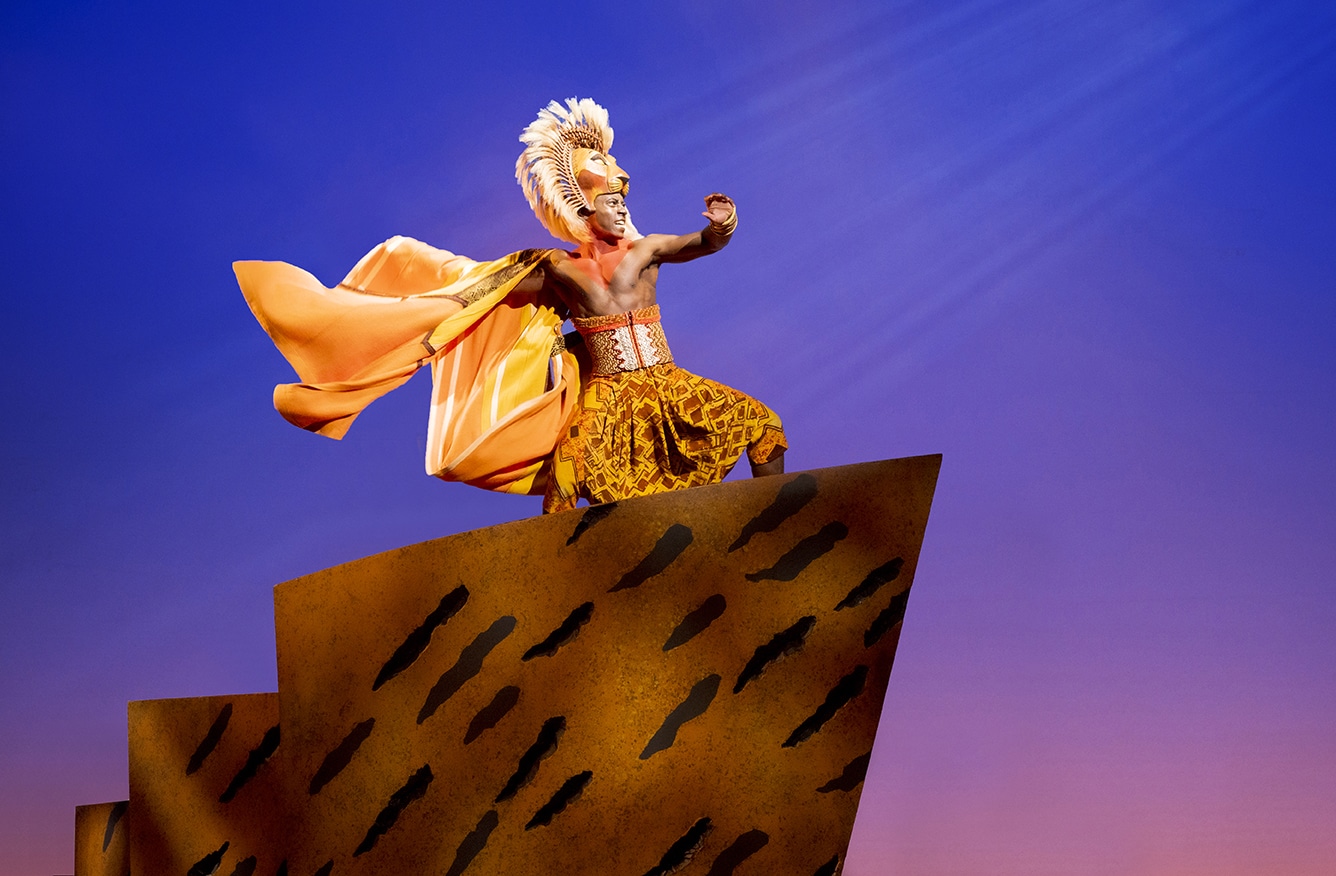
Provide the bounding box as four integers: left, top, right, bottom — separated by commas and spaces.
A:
2, 1, 1334, 873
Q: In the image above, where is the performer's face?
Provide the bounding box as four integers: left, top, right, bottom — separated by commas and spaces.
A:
588, 193, 630, 240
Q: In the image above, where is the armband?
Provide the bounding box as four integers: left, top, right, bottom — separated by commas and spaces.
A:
707, 203, 738, 236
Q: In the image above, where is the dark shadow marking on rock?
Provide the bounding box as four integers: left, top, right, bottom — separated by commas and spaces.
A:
864, 589, 911, 647
353, 764, 433, 857
312, 862, 332, 876
102, 800, 127, 852
783, 665, 868, 748
705, 829, 770, 875
443, 810, 498, 876
817, 751, 871, 793
187, 702, 233, 775
465, 686, 520, 745
226, 856, 257, 876
496, 716, 565, 802
641, 674, 721, 760
734, 616, 815, 694
835, 558, 904, 611
309, 718, 375, 795
745, 522, 848, 582
418, 616, 517, 724
729, 473, 818, 552
663, 594, 727, 651
812, 854, 840, 876
374, 585, 469, 691
522, 602, 593, 661
643, 817, 713, 876
275, 861, 287, 876
187, 840, 229, 876
567, 502, 618, 545
219, 724, 280, 803
610, 524, 693, 592
525, 770, 593, 830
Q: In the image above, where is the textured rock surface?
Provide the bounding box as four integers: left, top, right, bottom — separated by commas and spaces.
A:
78, 456, 939, 876
74, 801, 129, 876
275, 456, 939, 875
128, 693, 286, 876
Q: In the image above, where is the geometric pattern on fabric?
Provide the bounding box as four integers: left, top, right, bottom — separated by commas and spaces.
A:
574, 305, 675, 374
543, 363, 786, 513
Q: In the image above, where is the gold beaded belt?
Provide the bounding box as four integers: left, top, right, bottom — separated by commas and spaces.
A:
572, 305, 674, 376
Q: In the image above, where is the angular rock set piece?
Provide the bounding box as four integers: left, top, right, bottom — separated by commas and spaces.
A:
76, 456, 940, 876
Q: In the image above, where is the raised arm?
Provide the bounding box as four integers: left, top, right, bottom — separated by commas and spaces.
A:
649, 194, 738, 264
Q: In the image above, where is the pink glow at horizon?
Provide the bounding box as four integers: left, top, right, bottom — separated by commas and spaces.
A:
2, 1, 1334, 873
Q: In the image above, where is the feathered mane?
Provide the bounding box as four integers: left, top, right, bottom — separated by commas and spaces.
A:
515, 98, 615, 245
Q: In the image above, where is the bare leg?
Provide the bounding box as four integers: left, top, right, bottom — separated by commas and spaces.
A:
750, 451, 785, 477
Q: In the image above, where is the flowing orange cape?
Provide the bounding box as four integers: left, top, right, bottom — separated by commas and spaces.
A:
235, 237, 582, 496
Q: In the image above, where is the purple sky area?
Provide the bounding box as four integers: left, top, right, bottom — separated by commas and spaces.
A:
3, 1, 1334, 873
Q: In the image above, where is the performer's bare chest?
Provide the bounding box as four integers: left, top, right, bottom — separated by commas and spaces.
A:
559, 247, 660, 317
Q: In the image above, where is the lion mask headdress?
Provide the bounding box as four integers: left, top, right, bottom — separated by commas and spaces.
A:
516, 98, 638, 244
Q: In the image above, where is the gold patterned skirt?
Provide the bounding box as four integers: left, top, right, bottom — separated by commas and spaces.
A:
543, 306, 786, 513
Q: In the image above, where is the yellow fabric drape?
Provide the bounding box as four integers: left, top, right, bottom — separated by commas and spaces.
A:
235, 236, 581, 496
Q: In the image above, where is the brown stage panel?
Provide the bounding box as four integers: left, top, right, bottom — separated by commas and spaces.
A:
128, 692, 288, 876
273, 456, 940, 875
74, 801, 129, 876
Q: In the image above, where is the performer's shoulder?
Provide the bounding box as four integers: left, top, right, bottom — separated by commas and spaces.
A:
636, 233, 678, 251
